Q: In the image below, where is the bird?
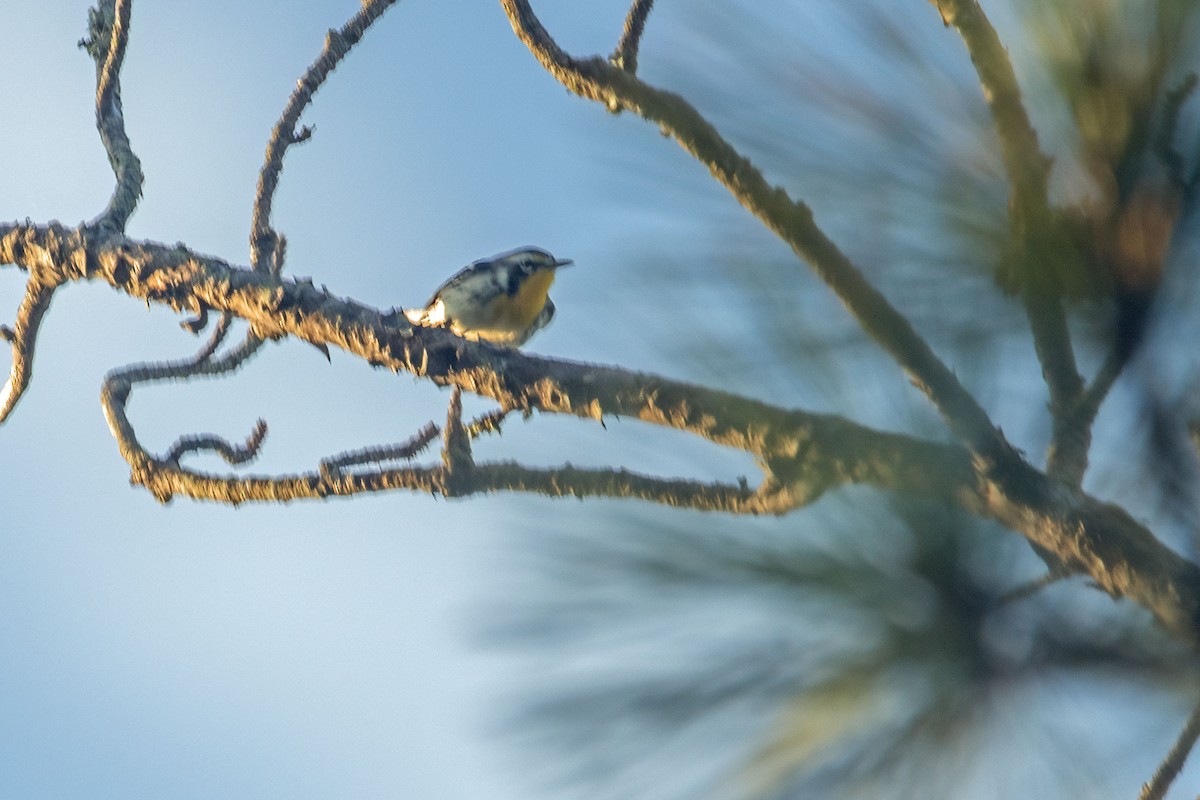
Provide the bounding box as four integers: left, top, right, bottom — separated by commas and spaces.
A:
403, 246, 574, 346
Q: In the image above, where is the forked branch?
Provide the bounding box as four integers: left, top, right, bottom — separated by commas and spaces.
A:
929, 0, 1087, 482
611, 0, 655, 74
500, 0, 1019, 476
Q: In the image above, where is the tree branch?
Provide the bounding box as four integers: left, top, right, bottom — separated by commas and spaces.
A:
492, 0, 1200, 644
1139, 698, 1200, 800
4, 219, 1200, 643
611, 0, 655, 74
250, 0, 397, 273
320, 422, 441, 478
0, 274, 60, 423
929, 0, 1087, 482
81, 0, 143, 233
499, 0, 1019, 476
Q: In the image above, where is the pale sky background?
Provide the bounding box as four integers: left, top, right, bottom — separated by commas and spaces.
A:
4, 2, 1200, 799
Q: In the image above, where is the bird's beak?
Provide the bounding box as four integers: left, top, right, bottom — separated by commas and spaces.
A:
553, 258, 574, 268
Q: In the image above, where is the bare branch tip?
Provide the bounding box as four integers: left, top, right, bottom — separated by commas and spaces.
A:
612, 0, 656, 75
180, 305, 209, 334
1139, 700, 1200, 800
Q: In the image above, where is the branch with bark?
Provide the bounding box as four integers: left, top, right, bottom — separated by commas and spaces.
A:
5, 4, 1200, 789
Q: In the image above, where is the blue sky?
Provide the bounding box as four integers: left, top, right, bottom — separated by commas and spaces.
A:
6, 2, 1200, 799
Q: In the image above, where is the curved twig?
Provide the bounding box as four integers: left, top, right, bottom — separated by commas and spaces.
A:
250, 0, 397, 272
193, 311, 234, 362
165, 420, 268, 466
84, 0, 144, 233
0, 277, 60, 424
101, 324, 267, 474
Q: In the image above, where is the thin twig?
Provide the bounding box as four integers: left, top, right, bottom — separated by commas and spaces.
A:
109, 329, 265, 387
320, 422, 441, 478
1156, 73, 1199, 192
86, 0, 144, 232
165, 420, 268, 466
1080, 347, 1124, 420
467, 406, 513, 438
100, 328, 268, 499
7, 217, 1200, 642
611, 0, 655, 74
930, 0, 1085, 480
250, 0, 397, 272
0, 277, 59, 424
996, 569, 1070, 605
1140, 699, 1200, 800
1047, 346, 1125, 487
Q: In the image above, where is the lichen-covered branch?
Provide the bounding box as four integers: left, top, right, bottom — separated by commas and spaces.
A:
499, 0, 1018, 476
0, 219, 972, 506
4, 218, 1200, 643
250, 0, 397, 273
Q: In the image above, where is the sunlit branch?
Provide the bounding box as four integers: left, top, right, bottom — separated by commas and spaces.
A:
0, 276, 60, 424
250, 0, 397, 273
500, 0, 1019, 476
467, 406, 514, 439
82, 0, 144, 233
1138, 698, 1200, 800
0, 221, 979, 508
928, 0, 1086, 481
611, 0, 655, 74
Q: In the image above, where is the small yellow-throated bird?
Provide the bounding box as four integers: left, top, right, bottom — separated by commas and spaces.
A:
403, 247, 573, 346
